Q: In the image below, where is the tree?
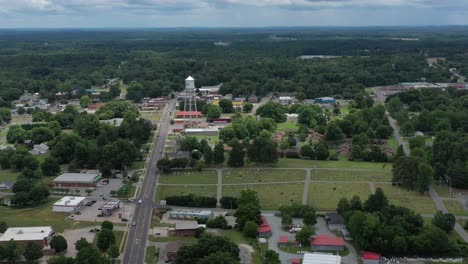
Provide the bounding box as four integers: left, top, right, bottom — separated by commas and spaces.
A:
314, 142, 330, 160
203, 146, 213, 165
364, 187, 388, 213
50, 235, 68, 253
97, 228, 115, 252
80, 95, 91, 108
432, 211, 456, 233
198, 252, 239, 264
325, 123, 344, 141
337, 198, 350, 216
303, 210, 317, 226
281, 214, 293, 226
416, 163, 433, 194
109, 84, 121, 98
264, 250, 281, 264
75, 245, 106, 264
243, 221, 259, 238
24, 242, 44, 262
218, 99, 234, 113
3, 239, 23, 263
295, 225, 314, 245
256, 102, 286, 123
47, 256, 75, 264
108, 244, 120, 260
174, 235, 239, 264
243, 102, 253, 113
248, 135, 278, 163
31, 127, 55, 144
375, 125, 392, 139
6, 125, 29, 144
300, 144, 315, 159
41, 156, 61, 176
0, 221, 7, 233
180, 136, 200, 151
101, 221, 114, 231
349, 195, 363, 211
227, 140, 244, 167
75, 238, 90, 251
29, 186, 50, 204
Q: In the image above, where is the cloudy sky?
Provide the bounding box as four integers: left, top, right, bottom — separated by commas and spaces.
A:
0, 0, 467, 28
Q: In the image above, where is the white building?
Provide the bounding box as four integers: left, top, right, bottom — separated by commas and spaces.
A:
302, 253, 341, 264
0, 226, 54, 248
52, 196, 86, 213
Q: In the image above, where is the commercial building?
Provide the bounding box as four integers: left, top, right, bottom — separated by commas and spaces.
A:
184, 128, 219, 136
52, 196, 86, 213
325, 212, 345, 230
169, 210, 213, 220
176, 111, 202, 118
174, 221, 199, 237
53, 172, 101, 188
0, 226, 54, 248
140, 97, 168, 111
279, 96, 293, 105
362, 252, 381, 264
315, 97, 336, 104
302, 253, 341, 264
310, 235, 345, 251
258, 215, 272, 238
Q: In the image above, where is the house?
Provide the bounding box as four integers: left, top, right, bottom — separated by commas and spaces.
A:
247, 96, 259, 103
310, 235, 345, 251
88, 102, 105, 111
176, 111, 202, 118
302, 253, 341, 264
0, 226, 54, 248
315, 97, 336, 104
309, 131, 324, 144
325, 212, 345, 230
279, 96, 293, 105
0, 181, 14, 190
169, 210, 213, 220
30, 143, 49, 155
362, 251, 381, 264
53, 172, 102, 188
165, 241, 188, 262
174, 221, 199, 237
279, 236, 289, 247
258, 215, 272, 238
52, 196, 86, 213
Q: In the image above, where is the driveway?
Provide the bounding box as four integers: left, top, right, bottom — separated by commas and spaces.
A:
61, 226, 97, 257
263, 213, 302, 264
315, 218, 357, 264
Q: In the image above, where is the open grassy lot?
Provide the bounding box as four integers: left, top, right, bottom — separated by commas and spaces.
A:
307, 182, 371, 210
141, 111, 162, 123
0, 199, 95, 232
222, 183, 303, 210
311, 169, 392, 182
433, 183, 451, 197
155, 185, 217, 201
386, 136, 399, 151
276, 121, 298, 132
145, 246, 158, 264
114, 230, 125, 250
192, 135, 219, 145
276, 158, 392, 170
159, 170, 218, 184
0, 169, 20, 182
443, 200, 468, 217
130, 161, 146, 170
375, 184, 437, 214
223, 169, 305, 183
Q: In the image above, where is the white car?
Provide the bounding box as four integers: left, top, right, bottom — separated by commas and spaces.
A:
138, 199, 142, 204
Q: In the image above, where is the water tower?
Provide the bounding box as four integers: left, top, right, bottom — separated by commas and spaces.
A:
183, 76, 199, 128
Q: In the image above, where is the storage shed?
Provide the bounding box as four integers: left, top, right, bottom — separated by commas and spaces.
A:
310, 234, 345, 251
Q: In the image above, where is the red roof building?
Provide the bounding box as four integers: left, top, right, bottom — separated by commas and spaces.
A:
279, 236, 289, 247
258, 215, 272, 238
176, 111, 202, 118
362, 251, 381, 264
291, 259, 301, 264
310, 235, 345, 251
88, 102, 104, 110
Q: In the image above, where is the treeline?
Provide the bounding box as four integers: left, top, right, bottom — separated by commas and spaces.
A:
165, 194, 217, 208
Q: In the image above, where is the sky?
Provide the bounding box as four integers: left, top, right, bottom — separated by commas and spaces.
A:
0, 0, 468, 28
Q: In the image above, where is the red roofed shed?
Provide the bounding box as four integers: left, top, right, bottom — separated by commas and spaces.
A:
291, 258, 301, 264
279, 236, 289, 247
362, 251, 381, 264
310, 234, 345, 251
257, 215, 272, 238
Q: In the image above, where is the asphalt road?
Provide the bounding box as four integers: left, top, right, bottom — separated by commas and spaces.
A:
122, 99, 175, 264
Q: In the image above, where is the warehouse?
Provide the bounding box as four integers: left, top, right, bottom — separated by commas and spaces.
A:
315, 97, 336, 104
52, 196, 86, 213
174, 221, 199, 237
53, 172, 101, 188
310, 234, 345, 251
0, 226, 54, 248
302, 253, 341, 264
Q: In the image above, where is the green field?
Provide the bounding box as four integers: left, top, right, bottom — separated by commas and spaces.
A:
375, 184, 437, 214
0, 200, 95, 232
223, 183, 303, 210
130, 161, 146, 170
386, 136, 399, 151
308, 182, 371, 210
276, 121, 298, 132
145, 246, 158, 264
114, 230, 126, 251
223, 169, 305, 183
443, 200, 468, 217
0, 169, 20, 182
311, 169, 392, 182
155, 185, 217, 201
159, 171, 218, 184
433, 183, 451, 197
276, 158, 392, 170
141, 111, 162, 123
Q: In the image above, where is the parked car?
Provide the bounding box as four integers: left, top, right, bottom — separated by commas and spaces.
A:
121, 218, 128, 222
138, 199, 142, 204
132, 221, 136, 226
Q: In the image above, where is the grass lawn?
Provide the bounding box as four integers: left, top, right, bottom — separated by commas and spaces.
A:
148, 235, 198, 243
114, 230, 125, 250
0, 169, 20, 182
155, 185, 217, 201
308, 182, 371, 210
443, 200, 468, 217
159, 170, 218, 184
130, 161, 146, 170
433, 183, 451, 198
223, 183, 303, 210
0, 199, 95, 232
141, 111, 162, 123
387, 136, 399, 151
223, 169, 305, 184
192, 135, 219, 146
220, 230, 251, 244
276, 158, 392, 170
311, 169, 392, 182
375, 184, 437, 214
276, 121, 298, 132
11, 115, 32, 124
145, 246, 158, 264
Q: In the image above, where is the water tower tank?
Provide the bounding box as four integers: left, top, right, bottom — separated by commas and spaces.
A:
185, 76, 195, 90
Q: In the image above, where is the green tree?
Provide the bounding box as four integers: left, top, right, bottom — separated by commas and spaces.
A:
303, 210, 317, 226
197, 252, 238, 264
203, 146, 214, 165
416, 163, 433, 194
295, 225, 314, 245
349, 195, 363, 211
207, 106, 221, 119
243, 221, 259, 238
75, 238, 90, 251
179, 136, 200, 151
227, 140, 244, 167
248, 135, 278, 163
108, 244, 120, 260
6, 125, 29, 144
50, 235, 68, 253
281, 214, 292, 226
364, 187, 389, 213
24, 242, 44, 262
300, 144, 315, 159
75, 245, 106, 264
0, 221, 7, 233
325, 123, 344, 141
337, 198, 350, 216
218, 99, 234, 113
109, 84, 121, 98
101, 221, 114, 231
264, 250, 281, 264
80, 95, 91, 108
47, 256, 75, 264
314, 142, 330, 160
256, 102, 286, 123
432, 211, 456, 233
31, 127, 55, 144
97, 229, 115, 252
242, 102, 253, 113
41, 156, 61, 176
3, 239, 23, 263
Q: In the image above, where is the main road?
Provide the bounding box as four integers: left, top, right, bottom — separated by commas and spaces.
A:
122, 99, 175, 264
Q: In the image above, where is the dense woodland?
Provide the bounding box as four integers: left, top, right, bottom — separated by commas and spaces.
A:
1, 28, 468, 104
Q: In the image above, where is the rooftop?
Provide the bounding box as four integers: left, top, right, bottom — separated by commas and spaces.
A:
53, 173, 101, 183
362, 251, 381, 260
175, 221, 198, 230
279, 236, 289, 243
0, 226, 53, 242
311, 235, 345, 247
325, 212, 345, 225
302, 253, 341, 264
53, 196, 86, 207
185, 76, 194, 81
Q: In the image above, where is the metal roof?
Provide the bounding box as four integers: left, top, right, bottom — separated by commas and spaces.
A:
175, 221, 198, 230
302, 253, 341, 264
0, 226, 53, 242
53, 173, 100, 183
53, 196, 86, 206
185, 76, 194, 81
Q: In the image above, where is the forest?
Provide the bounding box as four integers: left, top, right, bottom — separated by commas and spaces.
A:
1, 27, 468, 104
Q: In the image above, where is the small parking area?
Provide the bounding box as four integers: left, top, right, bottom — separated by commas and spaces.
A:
61, 226, 97, 257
